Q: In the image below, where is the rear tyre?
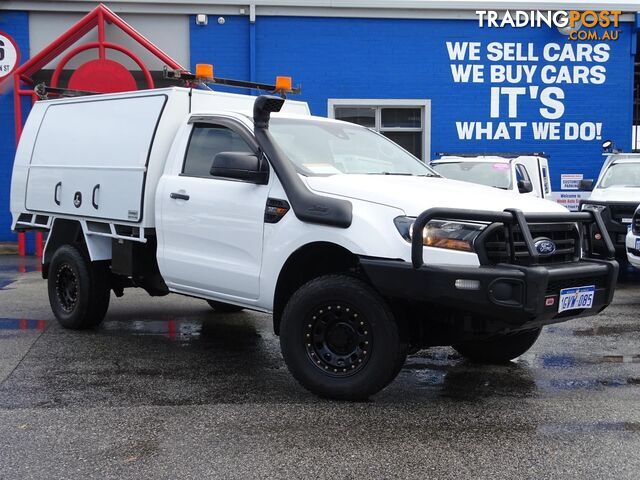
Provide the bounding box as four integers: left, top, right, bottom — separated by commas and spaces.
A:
206, 300, 244, 313
453, 328, 542, 364
48, 244, 111, 329
280, 275, 405, 401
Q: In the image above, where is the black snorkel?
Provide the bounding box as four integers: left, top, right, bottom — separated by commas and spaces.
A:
253, 95, 352, 228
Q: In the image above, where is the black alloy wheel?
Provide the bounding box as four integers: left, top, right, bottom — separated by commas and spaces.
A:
47, 244, 110, 329
280, 274, 405, 400
304, 302, 373, 376
55, 263, 79, 312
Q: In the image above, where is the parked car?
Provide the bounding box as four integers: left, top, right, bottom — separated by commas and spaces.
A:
430, 153, 553, 199
11, 82, 618, 400
580, 152, 640, 261
626, 204, 640, 268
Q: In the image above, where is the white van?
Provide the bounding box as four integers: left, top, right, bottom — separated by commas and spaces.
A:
430, 154, 553, 199
11, 84, 618, 400
580, 152, 640, 260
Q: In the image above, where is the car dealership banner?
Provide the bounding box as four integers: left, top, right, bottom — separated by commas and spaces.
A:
447, 41, 610, 143
436, 15, 632, 198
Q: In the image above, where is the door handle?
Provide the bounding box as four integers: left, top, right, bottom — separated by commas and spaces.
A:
92, 184, 100, 209
54, 182, 62, 206
170, 192, 190, 201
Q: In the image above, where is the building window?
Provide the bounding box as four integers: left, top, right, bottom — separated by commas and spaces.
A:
329, 100, 430, 160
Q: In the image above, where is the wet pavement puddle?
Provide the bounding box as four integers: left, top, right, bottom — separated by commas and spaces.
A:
543, 376, 640, 390
538, 353, 640, 367
0, 256, 41, 290
101, 318, 204, 340
399, 350, 640, 397
538, 421, 640, 434
0, 318, 46, 331
573, 324, 640, 336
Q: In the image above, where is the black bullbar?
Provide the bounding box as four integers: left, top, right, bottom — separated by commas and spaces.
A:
360, 207, 618, 327
410, 207, 615, 268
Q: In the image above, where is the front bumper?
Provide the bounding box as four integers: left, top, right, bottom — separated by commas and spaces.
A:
361, 206, 618, 331
580, 201, 638, 255
361, 257, 618, 327
626, 230, 640, 268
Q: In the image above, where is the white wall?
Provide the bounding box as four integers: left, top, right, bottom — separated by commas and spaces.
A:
29, 12, 190, 70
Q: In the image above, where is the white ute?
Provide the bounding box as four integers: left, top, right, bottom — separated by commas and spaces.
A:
626, 205, 640, 268
11, 82, 619, 400
430, 153, 553, 199
580, 151, 640, 262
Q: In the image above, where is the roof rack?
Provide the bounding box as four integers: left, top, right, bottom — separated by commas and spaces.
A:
163, 65, 301, 98
435, 152, 548, 158
35, 83, 100, 100
33, 65, 302, 100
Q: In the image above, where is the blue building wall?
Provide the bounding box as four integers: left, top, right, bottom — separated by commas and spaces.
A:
191, 16, 636, 192
0, 11, 29, 243
0, 13, 635, 243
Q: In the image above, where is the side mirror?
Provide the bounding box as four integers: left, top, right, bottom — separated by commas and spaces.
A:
210, 152, 268, 184
517, 180, 533, 194
579, 179, 594, 191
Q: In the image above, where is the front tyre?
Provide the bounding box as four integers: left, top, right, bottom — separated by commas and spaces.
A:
280, 275, 405, 401
47, 245, 111, 329
453, 328, 542, 364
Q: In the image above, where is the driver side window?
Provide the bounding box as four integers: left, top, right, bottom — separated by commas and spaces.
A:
183, 123, 254, 178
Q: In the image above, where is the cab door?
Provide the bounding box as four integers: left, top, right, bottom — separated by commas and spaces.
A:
157, 119, 270, 300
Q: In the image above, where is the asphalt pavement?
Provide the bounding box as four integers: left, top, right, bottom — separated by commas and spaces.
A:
1, 255, 640, 479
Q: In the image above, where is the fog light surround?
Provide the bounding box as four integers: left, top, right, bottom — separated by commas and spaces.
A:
488, 278, 525, 307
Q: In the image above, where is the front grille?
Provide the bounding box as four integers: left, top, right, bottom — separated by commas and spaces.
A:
609, 203, 637, 224
545, 276, 607, 296
482, 223, 578, 266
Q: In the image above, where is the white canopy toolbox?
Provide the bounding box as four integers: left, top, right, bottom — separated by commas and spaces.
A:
26, 94, 165, 222
11, 87, 310, 231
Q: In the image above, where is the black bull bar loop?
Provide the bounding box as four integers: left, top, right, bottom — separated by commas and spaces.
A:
411, 207, 615, 269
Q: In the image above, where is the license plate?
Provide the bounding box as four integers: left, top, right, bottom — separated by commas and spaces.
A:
622, 218, 633, 224
636, 238, 640, 251
558, 285, 595, 313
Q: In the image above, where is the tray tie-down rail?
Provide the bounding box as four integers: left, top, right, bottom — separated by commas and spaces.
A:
411, 207, 615, 269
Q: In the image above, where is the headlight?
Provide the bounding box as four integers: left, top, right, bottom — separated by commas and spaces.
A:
394, 216, 486, 252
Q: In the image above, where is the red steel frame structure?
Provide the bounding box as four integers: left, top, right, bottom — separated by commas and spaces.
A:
6, 4, 184, 256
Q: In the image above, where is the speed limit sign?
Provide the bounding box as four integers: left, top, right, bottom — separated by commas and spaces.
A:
0, 32, 19, 79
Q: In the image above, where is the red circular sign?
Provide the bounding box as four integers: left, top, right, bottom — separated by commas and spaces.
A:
68, 58, 137, 93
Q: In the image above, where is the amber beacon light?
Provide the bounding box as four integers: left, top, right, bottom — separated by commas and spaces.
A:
275, 76, 293, 91
195, 63, 214, 80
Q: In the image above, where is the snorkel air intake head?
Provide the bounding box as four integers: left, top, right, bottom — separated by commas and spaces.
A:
253, 95, 285, 129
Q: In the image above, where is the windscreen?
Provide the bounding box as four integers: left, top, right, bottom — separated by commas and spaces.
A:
268, 118, 436, 177
431, 162, 512, 189
599, 162, 640, 188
